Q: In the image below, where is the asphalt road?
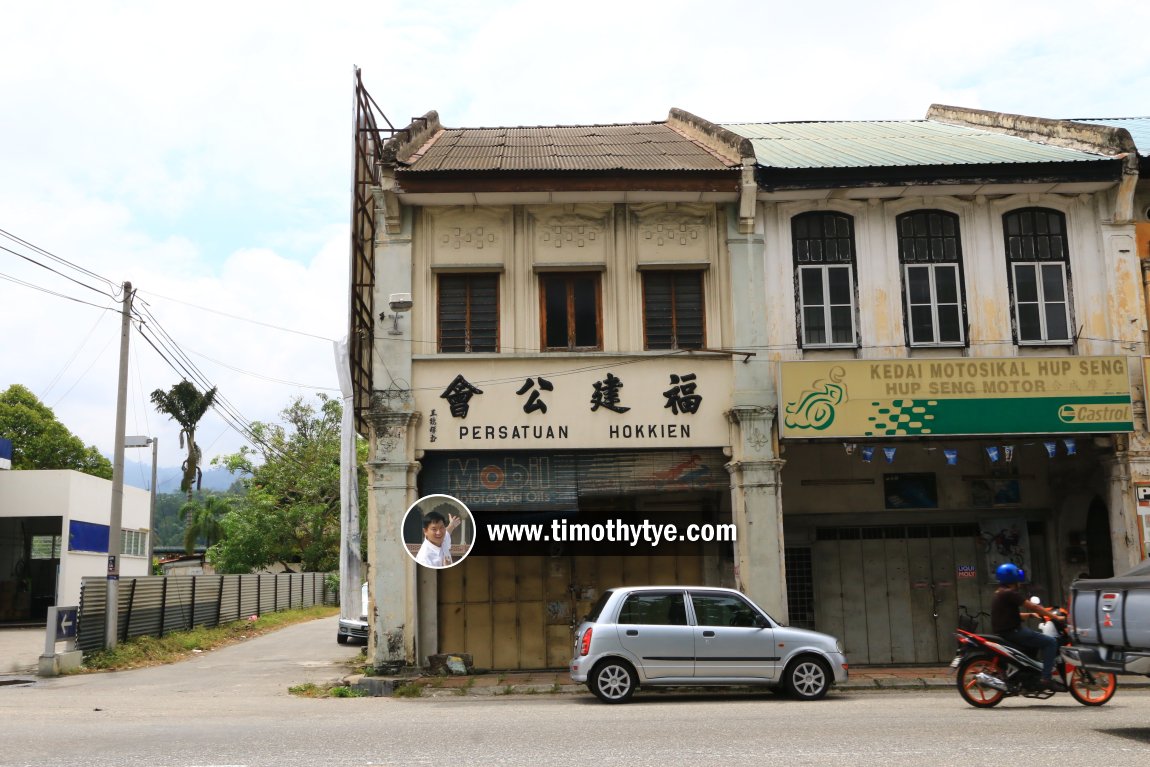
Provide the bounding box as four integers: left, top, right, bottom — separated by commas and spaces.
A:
3, 616, 1150, 767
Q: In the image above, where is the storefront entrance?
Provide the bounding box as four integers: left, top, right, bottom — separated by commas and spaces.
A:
421, 449, 731, 669
437, 551, 705, 669
809, 522, 1047, 664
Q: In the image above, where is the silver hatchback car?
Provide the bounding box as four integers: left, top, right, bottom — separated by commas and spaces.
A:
570, 586, 848, 703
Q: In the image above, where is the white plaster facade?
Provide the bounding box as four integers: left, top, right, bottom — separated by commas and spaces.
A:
0, 470, 151, 619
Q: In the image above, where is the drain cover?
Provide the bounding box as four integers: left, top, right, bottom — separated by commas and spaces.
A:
0, 678, 36, 687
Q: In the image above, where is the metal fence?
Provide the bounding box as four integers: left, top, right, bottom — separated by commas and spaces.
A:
77, 572, 337, 652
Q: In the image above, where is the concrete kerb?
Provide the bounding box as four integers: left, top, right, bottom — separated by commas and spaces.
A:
345, 671, 965, 698
346, 669, 1150, 698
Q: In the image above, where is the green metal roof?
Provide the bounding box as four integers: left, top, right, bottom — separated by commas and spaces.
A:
1071, 118, 1150, 157
723, 120, 1112, 169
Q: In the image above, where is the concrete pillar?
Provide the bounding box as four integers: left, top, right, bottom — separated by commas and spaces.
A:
365, 204, 421, 672
727, 406, 787, 620
722, 203, 789, 618
1105, 433, 1150, 573
366, 407, 419, 672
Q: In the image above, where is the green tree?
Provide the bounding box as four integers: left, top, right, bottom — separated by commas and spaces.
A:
179, 495, 231, 553
153, 493, 190, 548
211, 394, 366, 573
0, 384, 113, 478
150, 380, 218, 500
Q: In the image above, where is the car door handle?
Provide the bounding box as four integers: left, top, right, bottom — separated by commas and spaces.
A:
626, 629, 638, 636
702, 630, 715, 637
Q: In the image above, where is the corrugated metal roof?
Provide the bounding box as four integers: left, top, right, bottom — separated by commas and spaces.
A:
403, 123, 736, 172
1071, 118, 1150, 157
722, 120, 1112, 169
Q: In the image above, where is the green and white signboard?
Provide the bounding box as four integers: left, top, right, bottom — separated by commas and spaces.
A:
779, 356, 1133, 439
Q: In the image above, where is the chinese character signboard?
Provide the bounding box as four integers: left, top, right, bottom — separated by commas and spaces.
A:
413, 358, 732, 450
779, 357, 1133, 439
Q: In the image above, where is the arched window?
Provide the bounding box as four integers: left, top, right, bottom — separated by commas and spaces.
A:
792, 211, 858, 347
897, 210, 966, 346
1003, 208, 1071, 344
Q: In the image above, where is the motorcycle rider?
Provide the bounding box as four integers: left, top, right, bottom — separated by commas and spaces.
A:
990, 562, 1066, 692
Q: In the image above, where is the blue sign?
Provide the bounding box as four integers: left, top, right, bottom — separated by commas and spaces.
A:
55, 607, 78, 641
0, 437, 12, 470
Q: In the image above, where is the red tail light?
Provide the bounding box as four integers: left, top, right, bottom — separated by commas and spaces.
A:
580, 627, 593, 656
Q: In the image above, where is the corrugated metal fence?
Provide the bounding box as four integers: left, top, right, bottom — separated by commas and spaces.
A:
77, 573, 336, 652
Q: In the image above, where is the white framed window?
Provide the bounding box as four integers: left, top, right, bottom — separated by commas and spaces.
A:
1003, 208, 1072, 345
1011, 261, 1071, 343
121, 529, 147, 558
793, 212, 858, 348
798, 265, 856, 346
898, 210, 965, 346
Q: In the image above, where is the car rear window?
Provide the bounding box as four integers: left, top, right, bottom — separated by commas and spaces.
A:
584, 589, 614, 623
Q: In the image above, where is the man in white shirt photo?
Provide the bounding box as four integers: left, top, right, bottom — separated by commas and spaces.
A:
414, 508, 461, 568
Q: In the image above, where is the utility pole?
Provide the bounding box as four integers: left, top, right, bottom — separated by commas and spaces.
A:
148, 436, 157, 572
105, 281, 133, 649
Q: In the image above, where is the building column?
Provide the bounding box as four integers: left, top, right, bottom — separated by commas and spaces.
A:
1105, 432, 1150, 572
366, 404, 419, 672
726, 405, 787, 620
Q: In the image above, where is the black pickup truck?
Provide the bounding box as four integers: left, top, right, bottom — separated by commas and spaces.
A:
1061, 558, 1150, 677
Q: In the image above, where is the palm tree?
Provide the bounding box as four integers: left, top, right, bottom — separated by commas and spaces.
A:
150, 380, 218, 501
179, 496, 231, 554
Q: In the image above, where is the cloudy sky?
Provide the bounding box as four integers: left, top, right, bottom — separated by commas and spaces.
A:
2, 0, 1147, 486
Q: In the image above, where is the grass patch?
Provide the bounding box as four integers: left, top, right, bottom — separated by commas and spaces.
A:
82, 605, 340, 672
455, 678, 476, 696
393, 682, 425, 698
288, 682, 368, 698
288, 682, 323, 697
329, 685, 367, 698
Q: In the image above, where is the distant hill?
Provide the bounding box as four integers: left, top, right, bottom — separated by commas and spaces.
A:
122, 459, 241, 493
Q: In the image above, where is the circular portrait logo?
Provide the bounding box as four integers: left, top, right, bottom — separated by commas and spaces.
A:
402, 494, 474, 569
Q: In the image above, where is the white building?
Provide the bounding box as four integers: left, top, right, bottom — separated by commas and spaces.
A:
0, 470, 152, 623
726, 108, 1147, 664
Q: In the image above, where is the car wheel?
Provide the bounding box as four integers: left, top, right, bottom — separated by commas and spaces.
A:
588, 659, 637, 703
336, 633, 349, 645
784, 656, 831, 700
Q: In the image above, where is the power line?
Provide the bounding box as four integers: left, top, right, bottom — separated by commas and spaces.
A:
182, 345, 340, 391
136, 290, 337, 342
0, 226, 118, 292
0, 242, 117, 300
131, 307, 300, 468
0, 269, 119, 311
40, 308, 113, 400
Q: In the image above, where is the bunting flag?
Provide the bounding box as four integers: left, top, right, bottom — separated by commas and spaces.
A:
883, 447, 897, 463
861, 446, 875, 463
844, 443, 857, 455
1044, 441, 1057, 458
944, 449, 958, 465
1063, 438, 1077, 456
986, 446, 1000, 463
1004, 445, 1015, 463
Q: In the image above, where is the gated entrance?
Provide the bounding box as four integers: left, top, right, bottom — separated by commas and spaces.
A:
811, 523, 992, 664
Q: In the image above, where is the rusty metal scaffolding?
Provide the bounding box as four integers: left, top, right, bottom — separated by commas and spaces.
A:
347, 68, 396, 435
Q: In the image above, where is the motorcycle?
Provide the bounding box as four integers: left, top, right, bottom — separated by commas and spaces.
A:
952, 602, 1118, 708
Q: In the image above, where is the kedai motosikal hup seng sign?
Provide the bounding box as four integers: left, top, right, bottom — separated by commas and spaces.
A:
779, 356, 1133, 439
